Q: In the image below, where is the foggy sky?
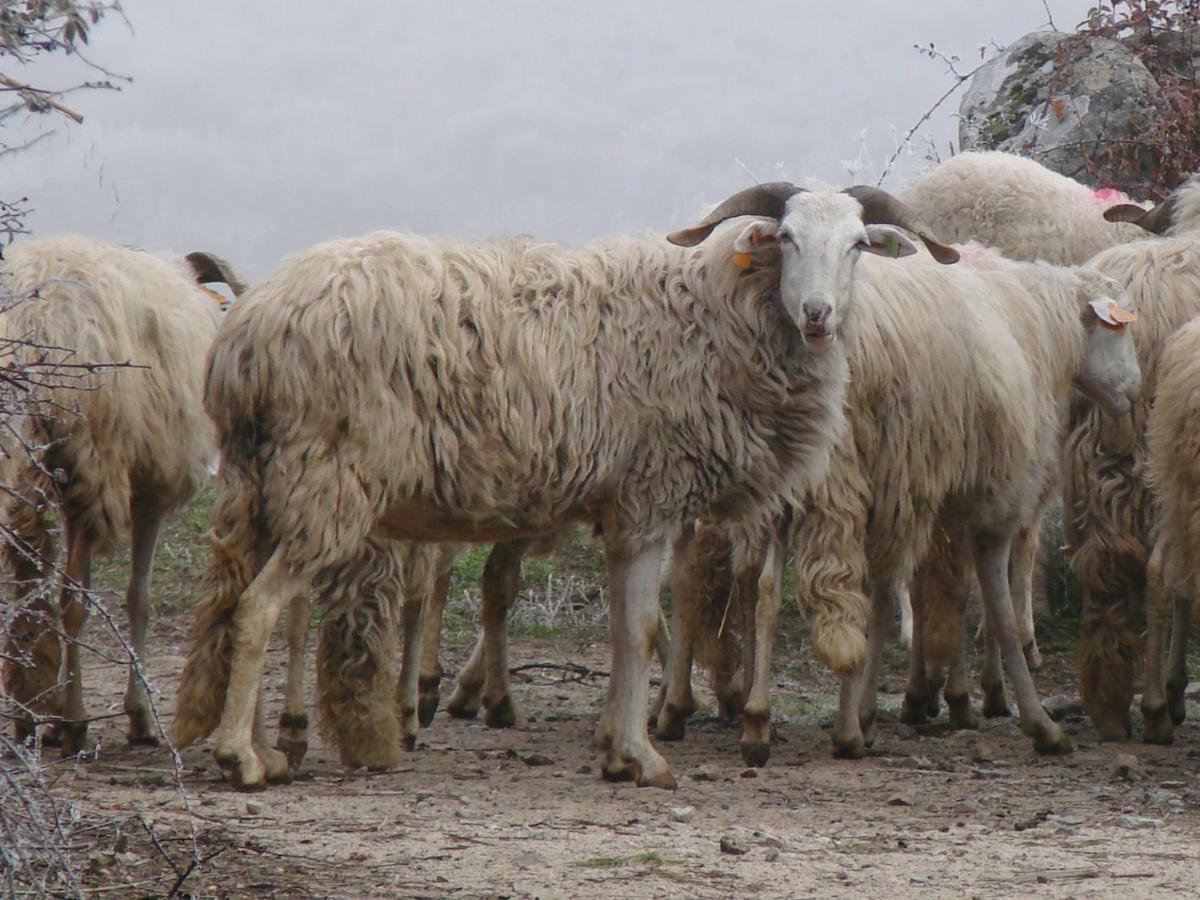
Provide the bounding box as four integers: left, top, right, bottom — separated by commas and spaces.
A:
5, 1, 1096, 280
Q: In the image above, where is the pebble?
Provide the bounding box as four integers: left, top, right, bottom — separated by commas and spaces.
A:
954, 799, 979, 814
668, 806, 695, 824
763, 848, 780, 863
1042, 695, 1086, 721
1114, 815, 1161, 830
903, 755, 935, 770
719, 837, 748, 856
887, 794, 912, 807
575, 764, 592, 775
970, 740, 997, 764
739, 769, 758, 779
522, 753, 554, 767
245, 801, 263, 816
1112, 753, 1143, 782
692, 767, 718, 783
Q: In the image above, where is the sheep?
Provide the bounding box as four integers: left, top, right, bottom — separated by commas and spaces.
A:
655, 227, 1141, 764
1051, 177, 1200, 748
900, 150, 1149, 265
1144, 316, 1200, 745
898, 150, 1153, 672
170, 187, 952, 790
1059, 177, 1200, 741
1, 236, 242, 753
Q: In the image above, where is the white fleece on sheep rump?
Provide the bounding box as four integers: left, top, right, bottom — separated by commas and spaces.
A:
0, 235, 221, 551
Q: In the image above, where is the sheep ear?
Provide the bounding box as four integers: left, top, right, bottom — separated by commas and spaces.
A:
1088, 298, 1137, 329
860, 224, 918, 259
733, 221, 779, 253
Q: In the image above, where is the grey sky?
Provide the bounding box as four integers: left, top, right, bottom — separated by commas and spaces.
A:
6, 1, 1096, 280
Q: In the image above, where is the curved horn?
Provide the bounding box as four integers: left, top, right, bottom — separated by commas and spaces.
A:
843, 185, 960, 264
1103, 197, 1176, 235
667, 182, 805, 247
185, 250, 248, 297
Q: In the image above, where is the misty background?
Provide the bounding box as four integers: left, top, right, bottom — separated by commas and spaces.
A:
6, 1, 1097, 280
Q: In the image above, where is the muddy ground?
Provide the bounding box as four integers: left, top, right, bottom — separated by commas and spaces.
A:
19, 599, 1200, 900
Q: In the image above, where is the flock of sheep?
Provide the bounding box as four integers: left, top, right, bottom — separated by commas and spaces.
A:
1, 149, 1198, 797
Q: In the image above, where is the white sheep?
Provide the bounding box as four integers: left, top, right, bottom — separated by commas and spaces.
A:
897, 150, 1152, 672
1144, 316, 1200, 742
1057, 177, 1200, 742
171, 188, 948, 790
1, 236, 240, 752
658, 215, 1141, 764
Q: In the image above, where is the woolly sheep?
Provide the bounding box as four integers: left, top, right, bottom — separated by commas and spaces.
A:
898, 150, 1152, 669
170, 186, 947, 791
1, 236, 241, 753
1058, 177, 1200, 742
656, 227, 1141, 764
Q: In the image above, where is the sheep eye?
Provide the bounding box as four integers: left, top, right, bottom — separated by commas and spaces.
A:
852, 239, 869, 252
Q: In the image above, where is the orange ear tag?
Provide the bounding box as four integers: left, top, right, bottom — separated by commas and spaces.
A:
1107, 301, 1137, 324
732, 252, 753, 270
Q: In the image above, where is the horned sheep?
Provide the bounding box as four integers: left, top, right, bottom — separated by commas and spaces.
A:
1, 235, 242, 753
171, 189, 953, 791
658, 194, 1141, 765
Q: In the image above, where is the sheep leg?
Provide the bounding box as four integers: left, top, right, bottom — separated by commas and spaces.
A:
275, 594, 311, 769
597, 536, 674, 789
418, 567, 452, 726
736, 564, 759, 722
3, 546, 62, 745
1141, 544, 1173, 743
1165, 592, 1191, 726
656, 525, 699, 742
56, 523, 93, 757
123, 507, 164, 746
980, 628, 1010, 718
1010, 521, 1042, 671
446, 632, 486, 718
897, 582, 914, 650
740, 534, 783, 767
831, 672, 866, 759
973, 532, 1070, 755
212, 547, 301, 790
397, 586, 424, 747
479, 540, 531, 728
900, 591, 931, 726
856, 579, 900, 748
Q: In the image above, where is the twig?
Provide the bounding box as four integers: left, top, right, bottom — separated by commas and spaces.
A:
0, 73, 84, 124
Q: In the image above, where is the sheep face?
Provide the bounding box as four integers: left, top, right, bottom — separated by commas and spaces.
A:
1076, 281, 1141, 418
732, 192, 918, 349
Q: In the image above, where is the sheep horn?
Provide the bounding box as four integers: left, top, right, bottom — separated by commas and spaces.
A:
1103, 197, 1177, 234
185, 250, 248, 297
666, 182, 805, 247
842, 185, 960, 264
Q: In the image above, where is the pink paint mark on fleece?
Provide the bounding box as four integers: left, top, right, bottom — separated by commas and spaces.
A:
957, 244, 1003, 269
1091, 187, 1132, 210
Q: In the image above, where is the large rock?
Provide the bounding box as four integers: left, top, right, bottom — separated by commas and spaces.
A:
959, 31, 1166, 197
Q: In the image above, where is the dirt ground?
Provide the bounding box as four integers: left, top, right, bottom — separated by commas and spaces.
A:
21, 605, 1200, 899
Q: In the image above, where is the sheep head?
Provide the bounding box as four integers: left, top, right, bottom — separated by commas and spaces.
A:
1075, 274, 1142, 418
667, 183, 958, 349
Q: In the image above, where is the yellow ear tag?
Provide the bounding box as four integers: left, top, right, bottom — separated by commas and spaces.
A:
732, 251, 753, 270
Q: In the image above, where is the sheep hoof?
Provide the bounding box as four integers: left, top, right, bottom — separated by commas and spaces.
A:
41, 725, 63, 748
900, 693, 929, 726
418, 676, 441, 726
600, 761, 637, 783
946, 693, 978, 730
831, 734, 866, 760
655, 704, 689, 742
446, 689, 482, 720
982, 693, 1011, 719
216, 748, 267, 792
636, 767, 677, 791
1022, 640, 1043, 672
483, 695, 517, 729
276, 712, 309, 769
59, 722, 89, 758
262, 747, 293, 785
1032, 726, 1072, 756
1166, 682, 1188, 726
403, 734, 417, 752
418, 697, 440, 727
126, 708, 158, 746
275, 735, 309, 770
740, 740, 770, 768
716, 689, 746, 724
1141, 704, 1175, 745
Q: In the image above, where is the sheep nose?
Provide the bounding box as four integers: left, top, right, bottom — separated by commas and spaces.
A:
803, 299, 831, 326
